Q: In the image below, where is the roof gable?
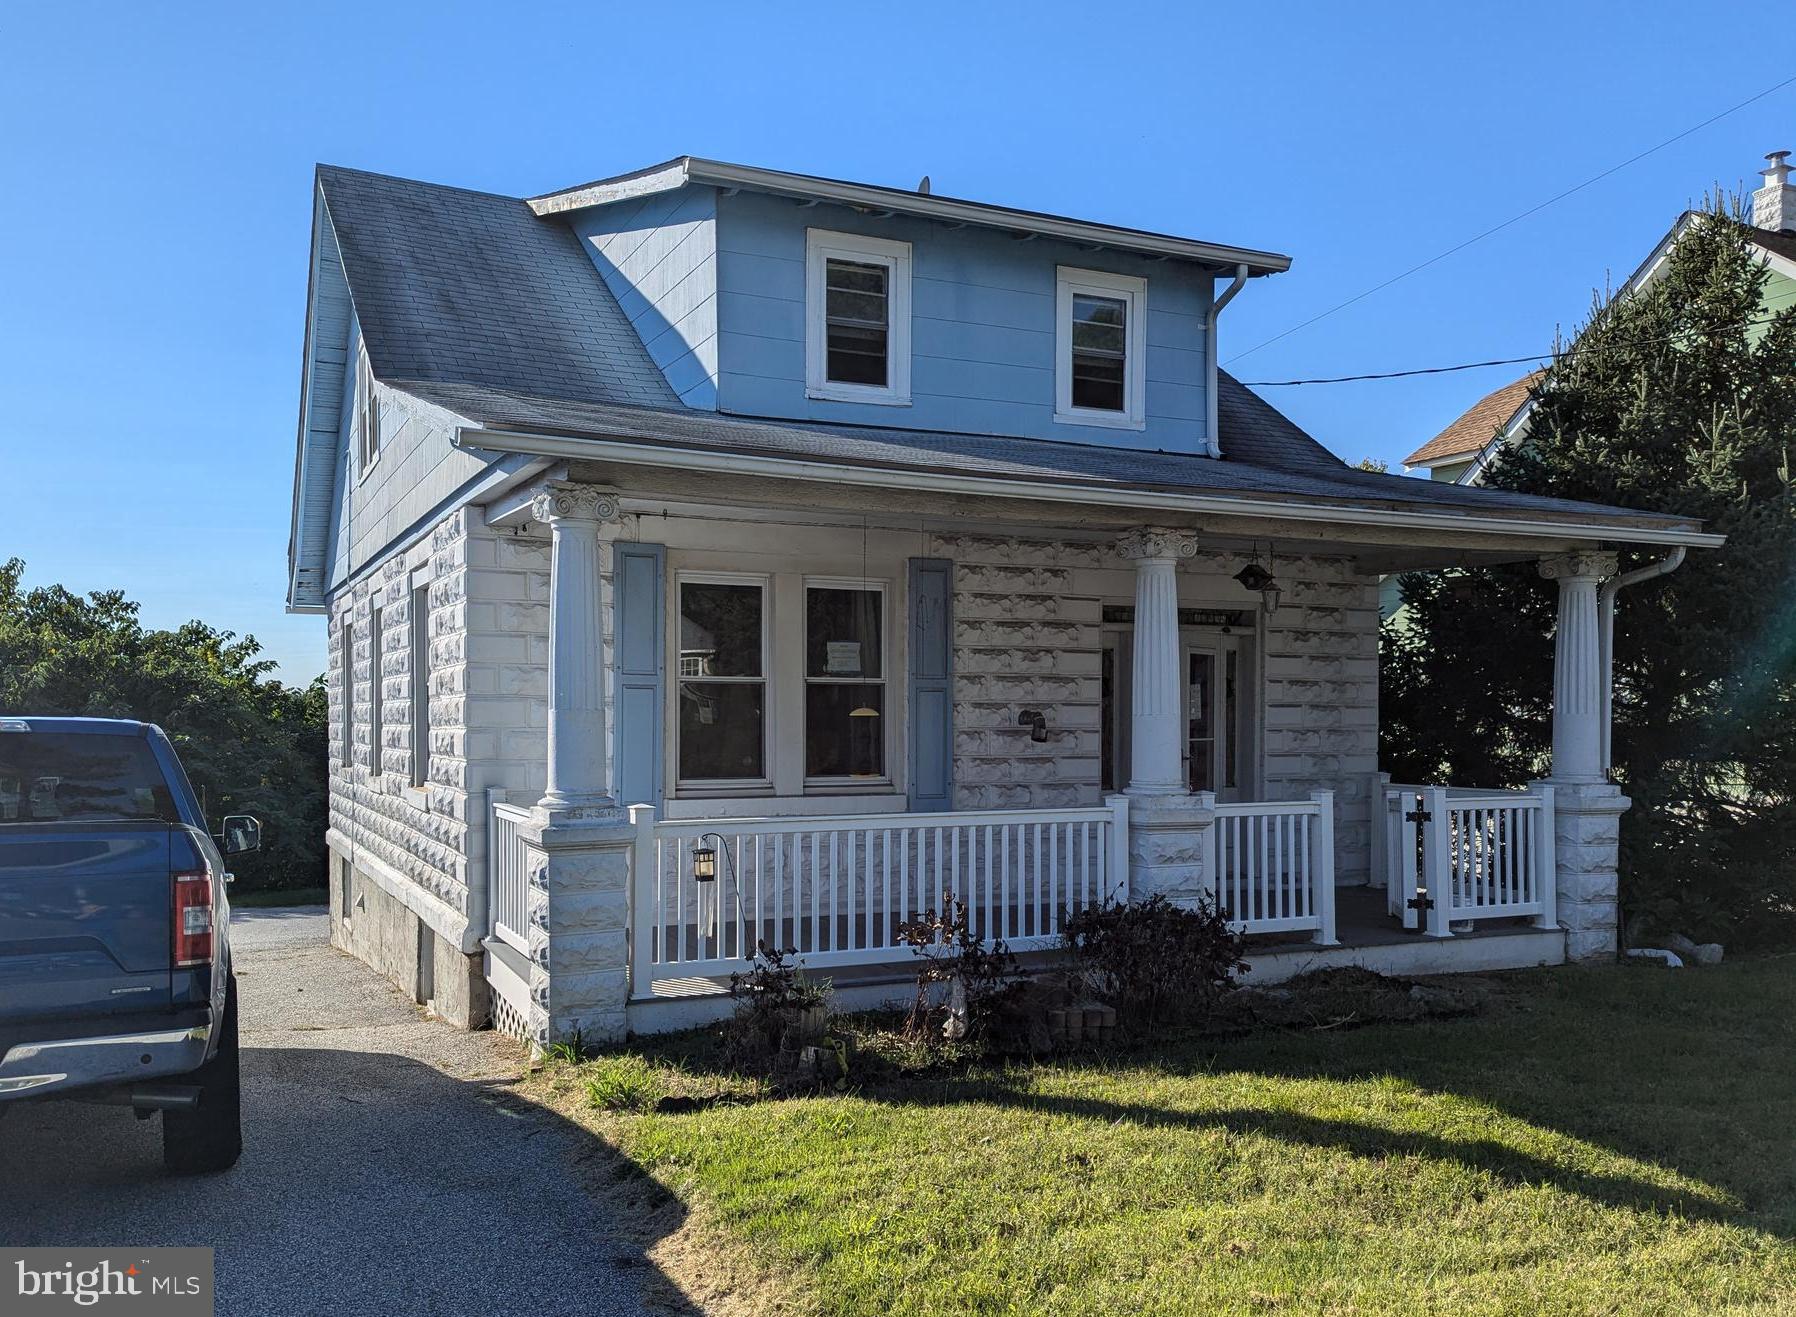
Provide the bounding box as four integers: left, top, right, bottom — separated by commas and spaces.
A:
1404, 371, 1541, 468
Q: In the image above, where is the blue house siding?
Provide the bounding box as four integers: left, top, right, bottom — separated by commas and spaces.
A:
569, 184, 720, 410
710, 190, 1212, 451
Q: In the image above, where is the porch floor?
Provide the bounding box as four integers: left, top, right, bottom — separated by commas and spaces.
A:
624, 885, 1567, 1033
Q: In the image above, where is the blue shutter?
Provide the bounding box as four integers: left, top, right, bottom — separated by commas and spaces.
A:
907, 557, 954, 811
614, 543, 666, 809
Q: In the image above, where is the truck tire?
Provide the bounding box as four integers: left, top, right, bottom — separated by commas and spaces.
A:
162, 974, 242, 1174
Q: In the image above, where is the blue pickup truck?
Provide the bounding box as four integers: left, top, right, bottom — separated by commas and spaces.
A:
0, 716, 259, 1174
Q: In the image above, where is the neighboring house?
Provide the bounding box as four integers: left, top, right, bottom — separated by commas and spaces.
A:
1402, 149, 1796, 487
287, 157, 1721, 1047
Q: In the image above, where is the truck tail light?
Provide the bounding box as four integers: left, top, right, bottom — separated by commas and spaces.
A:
173, 871, 214, 968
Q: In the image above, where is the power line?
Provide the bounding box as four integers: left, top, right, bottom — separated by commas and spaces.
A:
1224, 72, 1796, 366
1241, 307, 1791, 386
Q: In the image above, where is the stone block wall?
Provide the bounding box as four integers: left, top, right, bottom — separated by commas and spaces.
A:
935, 534, 1104, 811
1259, 554, 1381, 884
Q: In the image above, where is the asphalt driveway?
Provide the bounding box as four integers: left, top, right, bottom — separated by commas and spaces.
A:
0, 908, 686, 1316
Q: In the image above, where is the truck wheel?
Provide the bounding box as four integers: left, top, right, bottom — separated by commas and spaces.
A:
163, 974, 243, 1174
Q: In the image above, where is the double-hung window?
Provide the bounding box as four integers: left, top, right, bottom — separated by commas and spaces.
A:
339, 620, 354, 767
1054, 267, 1147, 428
368, 606, 384, 776
804, 580, 886, 782
355, 344, 381, 476
677, 576, 769, 786
410, 584, 430, 789
805, 230, 911, 405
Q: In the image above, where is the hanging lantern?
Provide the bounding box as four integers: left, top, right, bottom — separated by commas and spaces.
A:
1234, 561, 1282, 616
849, 704, 881, 777
690, 844, 717, 884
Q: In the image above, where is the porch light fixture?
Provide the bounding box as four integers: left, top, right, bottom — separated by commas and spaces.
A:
1234, 558, 1282, 616
690, 844, 718, 884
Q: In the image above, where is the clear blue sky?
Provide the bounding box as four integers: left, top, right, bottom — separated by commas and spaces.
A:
3, 1, 1791, 683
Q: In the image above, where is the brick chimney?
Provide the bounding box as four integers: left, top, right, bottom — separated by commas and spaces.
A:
1752, 150, 1796, 233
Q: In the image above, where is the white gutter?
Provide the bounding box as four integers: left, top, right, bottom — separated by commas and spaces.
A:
1598, 547, 1687, 770
1205, 264, 1249, 458
450, 426, 1726, 550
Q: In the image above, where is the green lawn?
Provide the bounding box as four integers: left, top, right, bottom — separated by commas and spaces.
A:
533, 960, 1796, 1315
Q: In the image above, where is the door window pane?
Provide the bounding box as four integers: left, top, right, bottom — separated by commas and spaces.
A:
1187, 651, 1215, 793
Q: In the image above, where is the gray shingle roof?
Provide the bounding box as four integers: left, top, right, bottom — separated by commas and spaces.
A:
317, 165, 677, 408
310, 164, 1708, 546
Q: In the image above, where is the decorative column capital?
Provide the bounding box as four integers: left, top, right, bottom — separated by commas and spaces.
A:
531, 482, 622, 527
1538, 551, 1617, 583
1118, 527, 1201, 563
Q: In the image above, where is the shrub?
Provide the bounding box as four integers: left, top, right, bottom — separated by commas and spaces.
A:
584, 1055, 665, 1112
896, 894, 1024, 1044
725, 942, 832, 1065
1062, 894, 1247, 1032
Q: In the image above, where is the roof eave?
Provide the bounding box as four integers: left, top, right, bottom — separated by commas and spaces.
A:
452, 423, 1723, 551
527, 157, 1292, 274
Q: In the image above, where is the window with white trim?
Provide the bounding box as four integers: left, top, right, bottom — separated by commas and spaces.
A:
805, 230, 912, 405
676, 576, 768, 785
354, 344, 381, 475
409, 585, 430, 789
803, 581, 887, 781
368, 605, 384, 776
339, 620, 354, 767
1054, 267, 1147, 428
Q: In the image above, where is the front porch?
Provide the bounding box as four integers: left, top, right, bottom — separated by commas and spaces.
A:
474, 474, 1636, 1045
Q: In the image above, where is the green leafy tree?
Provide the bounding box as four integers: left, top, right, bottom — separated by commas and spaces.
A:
0, 558, 328, 891
1383, 205, 1796, 947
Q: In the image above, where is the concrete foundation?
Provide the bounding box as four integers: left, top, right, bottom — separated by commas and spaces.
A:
329, 846, 490, 1029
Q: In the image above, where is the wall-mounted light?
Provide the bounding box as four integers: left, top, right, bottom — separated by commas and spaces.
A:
1018, 709, 1050, 743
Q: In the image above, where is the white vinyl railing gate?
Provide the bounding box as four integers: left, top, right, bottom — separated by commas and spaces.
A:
629, 798, 1131, 985
1208, 791, 1338, 944
1377, 784, 1556, 936
486, 792, 534, 955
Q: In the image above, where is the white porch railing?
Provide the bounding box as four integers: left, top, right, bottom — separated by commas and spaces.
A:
1208, 791, 1338, 944
1378, 783, 1556, 935
487, 792, 534, 955
629, 797, 1131, 985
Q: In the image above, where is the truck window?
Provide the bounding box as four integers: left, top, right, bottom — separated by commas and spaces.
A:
0, 733, 177, 823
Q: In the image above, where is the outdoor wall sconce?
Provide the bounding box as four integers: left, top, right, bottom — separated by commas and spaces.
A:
1234, 561, 1282, 616
1018, 709, 1050, 742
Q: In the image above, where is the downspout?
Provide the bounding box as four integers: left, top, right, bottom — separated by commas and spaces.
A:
1598, 547, 1686, 770
1204, 263, 1250, 459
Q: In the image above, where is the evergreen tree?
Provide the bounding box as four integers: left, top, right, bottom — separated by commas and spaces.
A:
1383, 205, 1796, 946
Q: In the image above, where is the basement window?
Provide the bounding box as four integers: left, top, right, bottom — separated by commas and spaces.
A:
805, 230, 911, 405
1055, 267, 1146, 429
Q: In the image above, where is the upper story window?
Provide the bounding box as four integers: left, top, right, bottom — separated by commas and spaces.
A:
805, 230, 911, 406
1055, 267, 1147, 429
355, 344, 381, 476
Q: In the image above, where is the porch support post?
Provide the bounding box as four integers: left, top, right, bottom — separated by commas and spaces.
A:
1117, 528, 1215, 908
1119, 528, 1198, 796
518, 481, 633, 1051
533, 482, 622, 817
1535, 551, 1628, 962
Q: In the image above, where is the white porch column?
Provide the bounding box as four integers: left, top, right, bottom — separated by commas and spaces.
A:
1535, 550, 1628, 962
532, 482, 622, 816
1116, 528, 1214, 909
520, 481, 633, 1050
1119, 528, 1199, 796
1539, 552, 1616, 784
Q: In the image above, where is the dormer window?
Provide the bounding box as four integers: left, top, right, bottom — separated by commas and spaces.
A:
805, 230, 911, 405
354, 344, 381, 475
1055, 267, 1146, 429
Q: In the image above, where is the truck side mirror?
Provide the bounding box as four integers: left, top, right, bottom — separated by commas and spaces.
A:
220, 814, 262, 856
